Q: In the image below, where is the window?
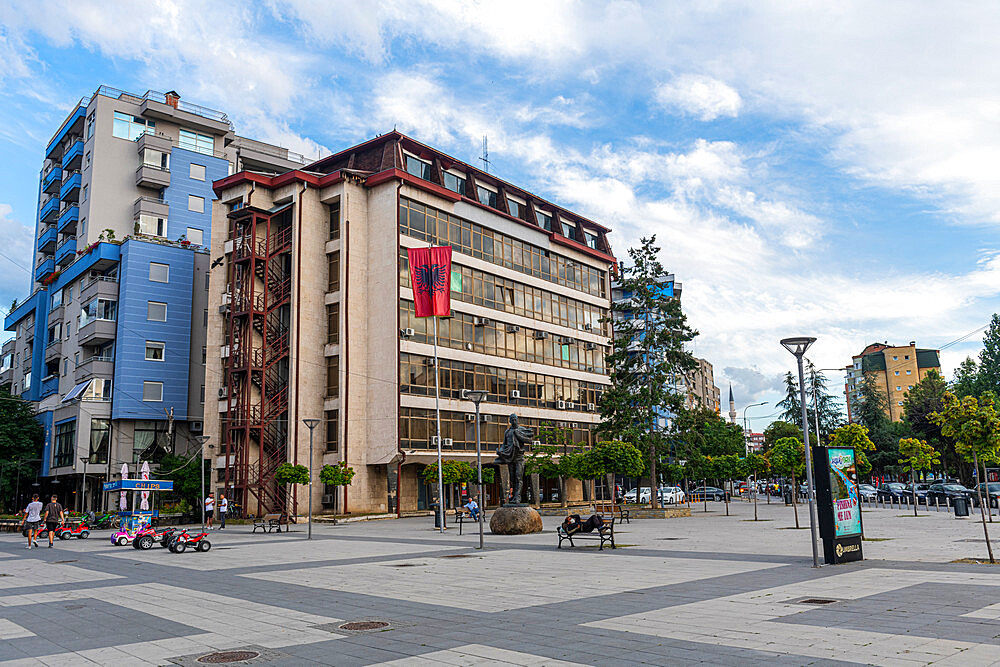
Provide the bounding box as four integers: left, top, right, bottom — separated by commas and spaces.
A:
51, 289, 63, 310
79, 298, 116, 327
79, 218, 86, 237
189, 163, 206, 180
202, 346, 206, 364
147, 301, 167, 322
22, 371, 30, 391
133, 420, 170, 463
186, 227, 203, 245
112, 111, 154, 140
142, 381, 163, 401
442, 171, 466, 195
82, 378, 111, 401
904, 355, 910, 360
178, 129, 214, 155
405, 155, 432, 180
138, 214, 167, 237
327, 303, 340, 345
535, 210, 552, 231
584, 232, 599, 250
203, 309, 208, 327
560, 221, 575, 239
476, 186, 497, 208
329, 200, 341, 240
86, 113, 95, 140
906, 370, 912, 375
326, 356, 340, 397
507, 199, 522, 219
84, 151, 91, 169
896, 386, 902, 391
188, 195, 205, 213
142, 148, 169, 169
200, 385, 205, 404
892, 356, 898, 361
328, 251, 341, 292
63, 359, 68, 376
325, 410, 339, 452
53, 421, 76, 468
894, 371, 900, 376
82, 185, 88, 202
89, 418, 110, 464
897, 401, 904, 406
908, 385, 914, 390
149, 262, 169, 282
204, 273, 210, 290
145, 341, 165, 361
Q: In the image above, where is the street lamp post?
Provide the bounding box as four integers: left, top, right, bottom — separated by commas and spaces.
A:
302, 419, 321, 541
80, 457, 90, 515
195, 436, 212, 533
461, 389, 488, 549
781, 336, 821, 568
743, 401, 767, 519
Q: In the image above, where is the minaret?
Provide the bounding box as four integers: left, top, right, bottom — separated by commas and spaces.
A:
728, 385, 737, 424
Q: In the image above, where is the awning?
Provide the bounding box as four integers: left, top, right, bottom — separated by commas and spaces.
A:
62, 380, 92, 403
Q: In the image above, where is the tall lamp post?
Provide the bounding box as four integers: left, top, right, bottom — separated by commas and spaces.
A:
780, 336, 821, 568
302, 418, 321, 541
195, 436, 212, 532
79, 457, 91, 514
461, 389, 488, 550
742, 401, 767, 506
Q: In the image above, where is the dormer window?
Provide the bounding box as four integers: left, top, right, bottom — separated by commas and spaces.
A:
442, 170, 466, 195
405, 155, 432, 180
535, 210, 552, 231
560, 221, 575, 239
507, 195, 526, 220
476, 184, 497, 208
584, 231, 599, 249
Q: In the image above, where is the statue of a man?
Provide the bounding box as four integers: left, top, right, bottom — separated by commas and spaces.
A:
495, 413, 533, 504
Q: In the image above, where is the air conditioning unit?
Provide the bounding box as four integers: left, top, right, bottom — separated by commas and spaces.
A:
321, 494, 335, 505
557, 400, 567, 409
583, 323, 594, 331
465, 343, 473, 351
220, 345, 230, 358
566, 402, 576, 410
558, 336, 574, 345
465, 413, 476, 422
218, 303, 230, 314
533, 330, 548, 340
587, 402, 596, 412
443, 438, 453, 447
189, 421, 203, 433
221, 292, 232, 306
424, 358, 436, 366
218, 387, 228, 399
532, 440, 541, 447
474, 316, 492, 327
570, 422, 579, 429
505, 324, 520, 333
510, 390, 521, 399
401, 327, 415, 338
481, 414, 494, 423
584, 342, 597, 351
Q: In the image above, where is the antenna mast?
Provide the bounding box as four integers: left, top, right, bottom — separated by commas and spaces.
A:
479, 135, 491, 173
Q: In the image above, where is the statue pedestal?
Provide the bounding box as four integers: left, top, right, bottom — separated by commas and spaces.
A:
489, 505, 543, 535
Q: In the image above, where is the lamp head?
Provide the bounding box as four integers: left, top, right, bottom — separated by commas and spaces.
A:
461, 389, 488, 405
195, 435, 212, 446
780, 337, 816, 357
302, 418, 322, 430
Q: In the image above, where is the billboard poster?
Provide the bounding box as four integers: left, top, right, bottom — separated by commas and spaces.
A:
827, 447, 861, 538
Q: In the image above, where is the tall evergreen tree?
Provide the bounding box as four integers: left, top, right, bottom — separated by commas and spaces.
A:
952, 356, 981, 398
901, 369, 954, 475
854, 371, 897, 475
600, 236, 698, 508
978, 313, 1000, 396
0, 390, 44, 513
775, 363, 843, 441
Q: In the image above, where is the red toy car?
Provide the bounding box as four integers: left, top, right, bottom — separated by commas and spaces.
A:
132, 526, 177, 550
167, 529, 211, 553
56, 523, 90, 540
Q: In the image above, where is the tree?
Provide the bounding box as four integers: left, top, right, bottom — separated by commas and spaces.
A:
767, 437, 805, 528
712, 454, 743, 516
979, 314, 1000, 396
931, 394, 1000, 563
526, 422, 577, 507
600, 236, 698, 508
806, 362, 846, 439
588, 440, 645, 505
763, 421, 802, 450
828, 424, 876, 482
776, 372, 801, 426
744, 452, 771, 521
897, 438, 940, 516
952, 356, 981, 398
902, 369, 951, 475
157, 453, 206, 514
422, 460, 495, 506
854, 371, 897, 475
319, 462, 356, 514
0, 390, 43, 513
274, 463, 310, 516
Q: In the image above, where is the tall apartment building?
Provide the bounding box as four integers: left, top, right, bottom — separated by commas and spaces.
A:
3, 85, 307, 511
206, 131, 615, 516
844, 341, 942, 422
685, 357, 721, 412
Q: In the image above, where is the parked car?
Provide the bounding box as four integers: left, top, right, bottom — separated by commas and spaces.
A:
926, 483, 975, 506
625, 487, 650, 503
904, 483, 932, 504
876, 483, 908, 501
659, 486, 685, 504
690, 486, 728, 502
858, 484, 878, 501
972, 483, 1000, 508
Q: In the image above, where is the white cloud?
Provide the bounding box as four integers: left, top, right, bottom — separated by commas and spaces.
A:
0, 203, 34, 310
655, 75, 742, 121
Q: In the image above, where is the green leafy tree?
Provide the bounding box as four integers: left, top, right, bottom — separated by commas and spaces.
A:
0, 390, 43, 513
828, 423, 876, 481
897, 438, 940, 516
854, 371, 897, 474
712, 454, 743, 516
274, 463, 310, 516
902, 369, 952, 475
776, 372, 801, 426
157, 453, 206, 513
806, 362, 846, 439
952, 356, 981, 398
767, 437, 805, 528
600, 236, 698, 507
526, 422, 577, 507
763, 421, 802, 450
588, 440, 645, 504
978, 314, 1000, 396
744, 452, 771, 520
319, 461, 356, 487
931, 394, 1000, 562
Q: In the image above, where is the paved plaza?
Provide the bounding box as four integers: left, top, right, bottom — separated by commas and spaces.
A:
1, 500, 999, 666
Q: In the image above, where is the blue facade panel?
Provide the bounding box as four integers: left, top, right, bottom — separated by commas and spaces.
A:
37, 411, 54, 477
45, 106, 86, 158
163, 148, 228, 244
112, 240, 193, 420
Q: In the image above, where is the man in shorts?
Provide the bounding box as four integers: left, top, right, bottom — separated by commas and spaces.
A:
22, 494, 43, 549
43, 495, 65, 548
204, 493, 215, 529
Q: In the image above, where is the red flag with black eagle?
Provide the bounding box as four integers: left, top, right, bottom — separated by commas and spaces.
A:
407, 246, 452, 317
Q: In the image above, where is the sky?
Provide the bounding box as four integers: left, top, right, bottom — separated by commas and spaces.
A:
0, 1, 997, 432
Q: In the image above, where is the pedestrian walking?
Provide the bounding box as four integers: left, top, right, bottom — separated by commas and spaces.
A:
218, 494, 228, 530
205, 493, 215, 529
22, 494, 43, 549
42, 495, 64, 548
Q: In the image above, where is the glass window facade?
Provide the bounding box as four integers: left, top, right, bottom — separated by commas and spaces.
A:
133, 420, 171, 462
405, 155, 432, 180
326, 356, 339, 398
179, 129, 214, 155
400, 408, 595, 452
112, 112, 155, 140
89, 418, 110, 464
53, 420, 76, 468
325, 410, 339, 452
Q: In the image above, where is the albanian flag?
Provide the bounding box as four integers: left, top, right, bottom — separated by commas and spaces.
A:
407, 246, 452, 317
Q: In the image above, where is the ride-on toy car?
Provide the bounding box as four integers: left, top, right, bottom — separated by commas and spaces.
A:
57, 523, 90, 540
167, 529, 211, 553
110, 515, 152, 546
132, 526, 177, 550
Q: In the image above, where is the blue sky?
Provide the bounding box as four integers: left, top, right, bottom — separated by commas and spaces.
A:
1, 1, 997, 431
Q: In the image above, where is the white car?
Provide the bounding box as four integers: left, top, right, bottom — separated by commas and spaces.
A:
625, 487, 651, 503
659, 486, 685, 504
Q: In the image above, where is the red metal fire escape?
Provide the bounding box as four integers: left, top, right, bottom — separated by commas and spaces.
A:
223, 206, 293, 516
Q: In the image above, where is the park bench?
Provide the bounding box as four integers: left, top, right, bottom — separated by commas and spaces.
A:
252, 513, 287, 533
557, 513, 616, 550
453, 507, 489, 535
593, 502, 629, 524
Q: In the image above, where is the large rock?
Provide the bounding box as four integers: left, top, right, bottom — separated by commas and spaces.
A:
490, 506, 543, 535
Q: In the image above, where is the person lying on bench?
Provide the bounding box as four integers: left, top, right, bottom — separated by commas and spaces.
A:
561, 514, 604, 535
464, 496, 481, 521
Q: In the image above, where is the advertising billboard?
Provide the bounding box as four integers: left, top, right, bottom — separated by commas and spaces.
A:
827, 447, 861, 538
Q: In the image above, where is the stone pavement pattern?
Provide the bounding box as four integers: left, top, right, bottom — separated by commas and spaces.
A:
0, 500, 999, 665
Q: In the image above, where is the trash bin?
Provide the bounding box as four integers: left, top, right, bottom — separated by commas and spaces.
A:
430, 503, 443, 528
953, 497, 970, 517
783, 490, 793, 505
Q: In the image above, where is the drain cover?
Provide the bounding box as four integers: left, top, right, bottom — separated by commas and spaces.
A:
54, 560, 78, 564
440, 554, 471, 558
800, 598, 837, 605
390, 563, 421, 567
339, 621, 390, 631
196, 650, 261, 663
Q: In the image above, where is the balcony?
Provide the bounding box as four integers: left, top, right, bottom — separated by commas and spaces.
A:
139, 90, 232, 134
0, 367, 12, 388
35, 257, 55, 283
80, 275, 119, 302
44, 339, 62, 363
60, 171, 82, 202
42, 167, 62, 194
78, 319, 116, 346
135, 164, 170, 189
39, 374, 59, 400
55, 237, 77, 267
57, 204, 79, 235
61, 139, 84, 170
133, 196, 169, 220
136, 132, 173, 155
37, 226, 57, 254
40, 196, 60, 223
75, 355, 114, 382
